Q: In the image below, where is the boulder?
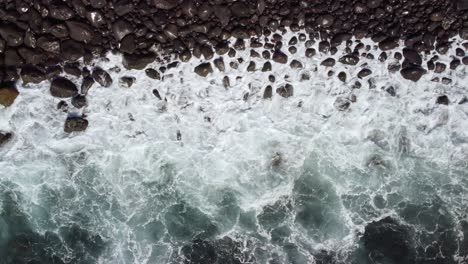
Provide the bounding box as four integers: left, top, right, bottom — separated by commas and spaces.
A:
50, 77, 78, 98
0, 83, 19, 107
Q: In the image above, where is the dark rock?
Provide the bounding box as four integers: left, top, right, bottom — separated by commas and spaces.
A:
358, 69, 372, 78
334, 97, 351, 111
194, 63, 213, 77
321, 58, 336, 67
119, 76, 135, 88
179, 49, 192, 62
18, 48, 46, 65
112, 19, 133, 41
0, 132, 12, 146
0, 24, 24, 47
402, 48, 422, 65
50, 77, 78, 98
145, 68, 161, 80
436, 95, 450, 105
379, 38, 399, 51
262, 61, 272, 72
92, 68, 112, 87
114, 0, 134, 16
64, 117, 88, 133
0, 83, 19, 107
223, 76, 230, 89
66, 21, 94, 43
290, 60, 303, 69
86, 10, 106, 28
400, 66, 426, 82
450, 59, 461, 70
37, 37, 61, 54
64, 64, 81, 77
272, 50, 288, 64
268, 75, 275, 82
388, 62, 401, 73
316, 15, 334, 28
71, 95, 87, 108
305, 48, 316, 58
81, 77, 95, 94
61, 40, 85, 61
201, 45, 214, 60
276, 84, 293, 98
434, 62, 446, 73
247, 61, 256, 72
120, 34, 135, 54
339, 55, 359, 65
463, 56, 468, 65
338, 72, 347, 82
49, 24, 69, 39
49, 5, 74, 20
152, 89, 162, 100
262, 50, 271, 59
263, 85, 272, 99
152, 0, 182, 10
378, 52, 387, 62
20, 65, 46, 84
90, 0, 106, 8
213, 58, 225, 72
123, 53, 156, 70
456, 48, 466, 57
4, 49, 24, 66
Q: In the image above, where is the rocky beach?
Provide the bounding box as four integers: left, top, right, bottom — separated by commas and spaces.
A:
1, 0, 468, 263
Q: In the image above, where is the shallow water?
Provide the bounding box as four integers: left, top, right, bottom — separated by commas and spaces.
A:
1, 34, 468, 263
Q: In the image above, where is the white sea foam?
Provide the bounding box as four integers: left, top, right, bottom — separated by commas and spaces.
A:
0, 32, 467, 263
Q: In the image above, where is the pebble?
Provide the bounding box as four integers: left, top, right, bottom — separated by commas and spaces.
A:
262, 61, 272, 72
358, 69, 372, 79
50, 77, 78, 98
194, 63, 213, 77
272, 50, 288, 64
290, 60, 303, 69
145, 69, 161, 80
321, 58, 336, 67
339, 55, 360, 65
64, 117, 88, 133
400, 66, 426, 82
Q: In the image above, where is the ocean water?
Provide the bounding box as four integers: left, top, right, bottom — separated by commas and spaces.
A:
1, 34, 468, 263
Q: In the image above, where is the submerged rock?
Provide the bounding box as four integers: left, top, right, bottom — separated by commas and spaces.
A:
334, 97, 351, 111
0, 132, 12, 146
64, 117, 89, 133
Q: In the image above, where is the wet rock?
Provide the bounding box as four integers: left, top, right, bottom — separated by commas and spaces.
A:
321, 58, 336, 67
222, 76, 230, 89
0, 132, 12, 146
402, 48, 422, 65
71, 95, 87, 108
114, 0, 134, 16
64, 64, 81, 77
81, 77, 94, 94
318, 41, 331, 53
316, 15, 334, 28
66, 21, 94, 43
4, 49, 24, 66
123, 53, 156, 70
213, 58, 225, 72
305, 48, 316, 58
262, 61, 272, 72
0, 24, 24, 47
339, 55, 359, 65
463, 56, 468, 65
152, 89, 162, 100
276, 84, 293, 98
290, 60, 303, 69
119, 76, 135, 88
233, 39, 245, 51
0, 83, 19, 107
378, 52, 387, 62
456, 48, 466, 57
268, 75, 275, 82
262, 50, 271, 59
112, 19, 133, 41
61, 40, 85, 61
388, 62, 401, 73
247, 61, 256, 72
92, 68, 112, 87
179, 49, 192, 62
263, 85, 272, 99
194, 63, 213, 77
145, 69, 161, 80
201, 45, 214, 60
379, 38, 399, 51
334, 97, 351, 111
358, 69, 372, 78
400, 66, 425, 82
450, 59, 461, 70
434, 62, 446, 73
272, 50, 288, 64
90, 0, 106, 8
49, 24, 69, 39
50, 77, 78, 98
64, 117, 88, 133
152, 0, 182, 10
20, 65, 46, 84
362, 217, 415, 264
37, 37, 61, 54
338, 72, 347, 82
49, 5, 74, 20
436, 95, 450, 105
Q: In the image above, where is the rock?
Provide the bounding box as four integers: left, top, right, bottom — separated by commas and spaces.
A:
194, 63, 213, 77
213, 58, 225, 72
64, 64, 81, 77
434, 62, 446, 73
50, 77, 78, 98
272, 50, 288, 64
119, 76, 135, 88
71, 95, 87, 108
114, 0, 134, 16
290, 60, 303, 69
358, 69, 372, 78
61, 40, 85, 61
152, 0, 182, 9
400, 66, 425, 82
338, 72, 347, 82
49, 5, 75, 20
64, 117, 88, 133
463, 56, 468, 65
402, 48, 422, 65
379, 38, 399, 51
362, 217, 415, 264
263, 85, 272, 99
0, 132, 12, 146
90, 0, 106, 8
436, 95, 450, 105
4, 49, 24, 66
37, 37, 61, 54
339, 55, 359, 65
247, 61, 256, 72
201, 45, 214, 60
123, 53, 156, 70
66, 21, 94, 43
92, 68, 112, 87
145, 69, 161, 80
152, 89, 162, 100
0, 24, 24, 47
179, 49, 192, 62
262, 50, 271, 59
0, 83, 19, 107
262, 61, 272, 72
49, 24, 69, 38
321, 58, 336, 67
81, 77, 94, 94
276, 84, 293, 98
20, 65, 46, 84
223, 76, 230, 89
305, 48, 316, 58
450, 59, 461, 70
112, 19, 134, 41
316, 15, 334, 28
334, 97, 351, 111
